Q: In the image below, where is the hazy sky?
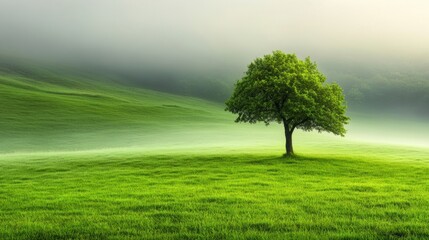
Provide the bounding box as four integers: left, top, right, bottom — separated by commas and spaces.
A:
1, 0, 428, 72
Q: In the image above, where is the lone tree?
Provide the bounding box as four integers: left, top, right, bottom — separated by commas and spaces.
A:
226, 51, 349, 156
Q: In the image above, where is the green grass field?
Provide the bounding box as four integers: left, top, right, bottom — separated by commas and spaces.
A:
2, 146, 429, 239
1, 68, 429, 239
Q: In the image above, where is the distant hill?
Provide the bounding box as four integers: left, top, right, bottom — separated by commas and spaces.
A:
0, 62, 234, 153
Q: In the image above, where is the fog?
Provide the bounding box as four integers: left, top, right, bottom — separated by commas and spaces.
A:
1, 0, 428, 67
1, 0, 428, 108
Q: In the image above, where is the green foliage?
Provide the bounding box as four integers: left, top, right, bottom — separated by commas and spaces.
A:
226, 51, 349, 136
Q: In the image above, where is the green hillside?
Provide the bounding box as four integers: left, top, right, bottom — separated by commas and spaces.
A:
0, 67, 237, 153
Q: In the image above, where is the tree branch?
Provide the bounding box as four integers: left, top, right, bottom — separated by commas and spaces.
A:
274, 93, 288, 121
279, 94, 288, 110
291, 118, 310, 132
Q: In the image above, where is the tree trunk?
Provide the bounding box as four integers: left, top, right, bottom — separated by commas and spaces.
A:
283, 120, 294, 156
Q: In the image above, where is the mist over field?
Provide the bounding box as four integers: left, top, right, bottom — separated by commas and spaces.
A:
1, 0, 428, 108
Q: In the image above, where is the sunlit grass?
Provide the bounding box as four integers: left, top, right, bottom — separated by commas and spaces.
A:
1, 144, 429, 239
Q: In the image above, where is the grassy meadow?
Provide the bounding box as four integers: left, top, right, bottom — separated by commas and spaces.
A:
2, 145, 429, 239
1, 68, 429, 239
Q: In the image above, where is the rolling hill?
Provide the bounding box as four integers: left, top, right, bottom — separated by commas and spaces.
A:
0, 64, 241, 153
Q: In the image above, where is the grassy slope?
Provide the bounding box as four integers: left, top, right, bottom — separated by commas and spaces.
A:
1, 68, 429, 239
0, 70, 235, 153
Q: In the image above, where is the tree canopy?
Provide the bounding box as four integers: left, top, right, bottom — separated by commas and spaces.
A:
225, 51, 349, 155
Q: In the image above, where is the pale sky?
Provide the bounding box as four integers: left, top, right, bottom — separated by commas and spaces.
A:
0, 0, 428, 71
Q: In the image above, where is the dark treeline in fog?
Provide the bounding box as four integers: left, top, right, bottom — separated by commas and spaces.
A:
328, 69, 429, 117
